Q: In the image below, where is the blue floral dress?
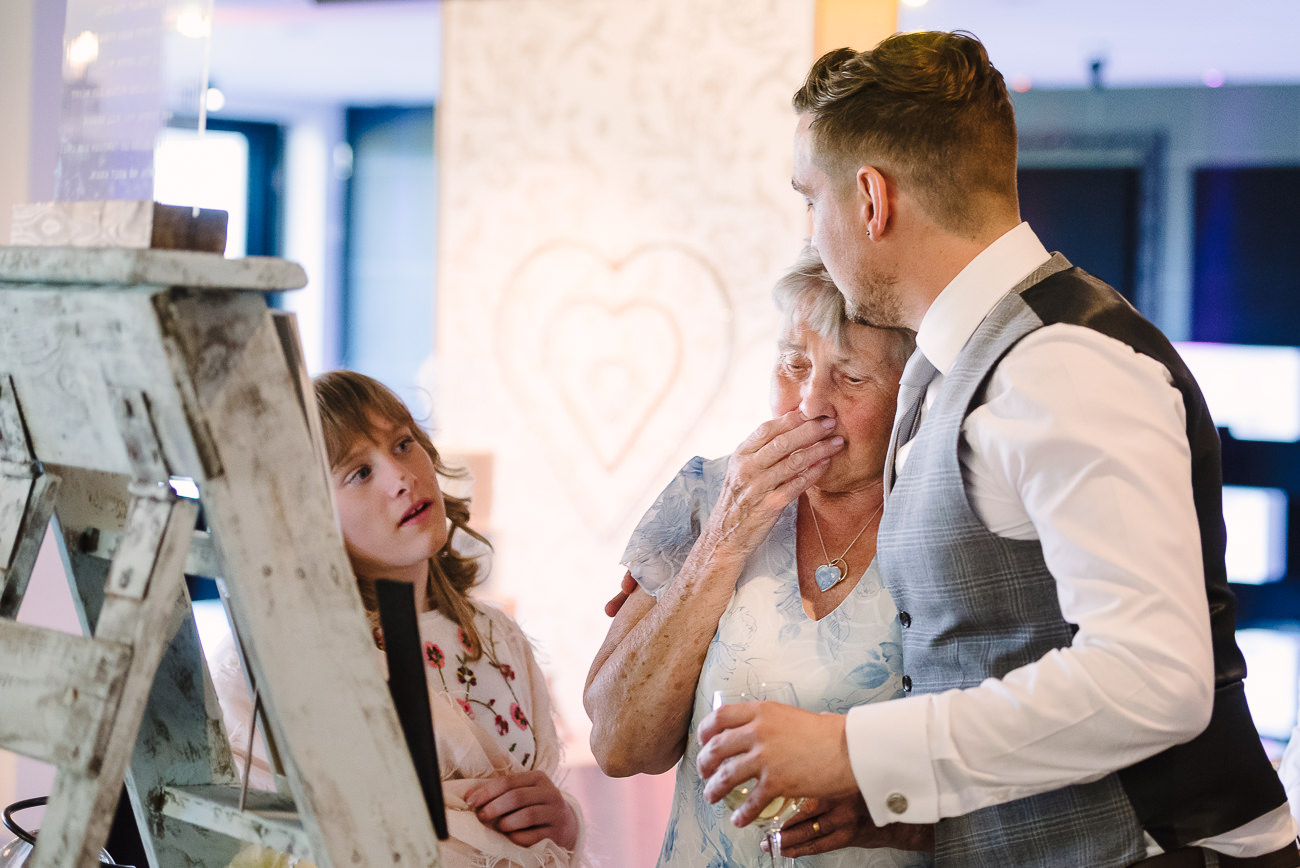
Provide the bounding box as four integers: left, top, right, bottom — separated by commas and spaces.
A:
623, 456, 932, 868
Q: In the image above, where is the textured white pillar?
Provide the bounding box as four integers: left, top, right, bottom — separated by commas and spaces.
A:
0, 0, 69, 811
436, 0, 815, 758
0, 0, 34, 243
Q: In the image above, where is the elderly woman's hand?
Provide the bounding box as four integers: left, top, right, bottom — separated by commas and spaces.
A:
776, 794, 934, 858
701, 410, 844, 557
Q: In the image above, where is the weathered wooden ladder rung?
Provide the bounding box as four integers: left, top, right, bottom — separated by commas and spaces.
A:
160, 785, 310, 859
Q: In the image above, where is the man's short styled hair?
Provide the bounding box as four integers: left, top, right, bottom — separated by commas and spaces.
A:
793, 30, 1019, 238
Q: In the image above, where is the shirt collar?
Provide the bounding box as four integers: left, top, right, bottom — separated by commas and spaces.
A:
915, 222, 1051, 375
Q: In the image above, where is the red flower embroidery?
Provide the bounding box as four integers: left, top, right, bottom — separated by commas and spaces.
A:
424, 642, 445, 668
494, 714, 509, 735
497, 663, 516, 681
510, 703, 529, 730
457, 664, 476, 686
457, 699, 474, 719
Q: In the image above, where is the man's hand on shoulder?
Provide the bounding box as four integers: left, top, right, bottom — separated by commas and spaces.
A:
603, 571, 638, 617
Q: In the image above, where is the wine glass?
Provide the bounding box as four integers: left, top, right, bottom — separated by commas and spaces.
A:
711, 682, 806, 867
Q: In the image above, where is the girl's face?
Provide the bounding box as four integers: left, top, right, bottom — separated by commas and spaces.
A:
330, 414, 448, 586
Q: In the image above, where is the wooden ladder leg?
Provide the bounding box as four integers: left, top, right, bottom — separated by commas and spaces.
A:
173, 302, 442, 868
52, 463, 243, 868
29, 389, 199, 868
124, 578, 242, 867
0, 373, 60, 618
32, 488, 198, 868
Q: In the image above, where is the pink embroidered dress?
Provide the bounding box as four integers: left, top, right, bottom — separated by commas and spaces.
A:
213, 601, 582, 868
415, 602, 581, 868
421, 605, 538, 775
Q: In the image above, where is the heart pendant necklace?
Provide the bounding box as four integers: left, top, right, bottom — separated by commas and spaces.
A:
808, 498, 885, 592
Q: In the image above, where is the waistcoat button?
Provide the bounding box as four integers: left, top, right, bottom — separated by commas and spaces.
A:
899, 611, 911, 628
902, 675, 912, 693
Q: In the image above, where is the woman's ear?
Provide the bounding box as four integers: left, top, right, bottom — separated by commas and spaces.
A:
856, 166, 891, 240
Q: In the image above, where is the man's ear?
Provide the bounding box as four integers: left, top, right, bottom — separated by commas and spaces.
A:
856, 166, 890, 239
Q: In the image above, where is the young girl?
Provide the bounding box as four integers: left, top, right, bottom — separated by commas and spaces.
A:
218, 370, 582, 868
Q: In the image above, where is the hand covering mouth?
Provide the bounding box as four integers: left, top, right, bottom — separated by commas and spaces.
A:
399, 500, 432, 526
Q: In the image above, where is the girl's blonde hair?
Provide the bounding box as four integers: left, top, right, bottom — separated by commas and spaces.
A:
313, 369, 491, 659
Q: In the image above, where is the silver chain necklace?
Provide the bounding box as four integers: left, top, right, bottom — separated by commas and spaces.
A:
808, 498, 884, 592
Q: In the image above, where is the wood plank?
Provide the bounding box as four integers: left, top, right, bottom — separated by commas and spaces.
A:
0, 620, 129, 769
49, 465, 132, 636
50, 464, 243, 866
168, 303, 443, 868
3, 248, 439, 867
0, 289, 220, 477
30, 494, 197, 868
271, 311, 331, 495
108, 387, 173, 487
160, 785, 311, 860
0, 373, 39, 577
0, 246, 306, 290
0, 374, 34, 465
0, 472, 59, 618
65, 524, 222, 583
0, 475, 34, 589
125, 584, 243, 868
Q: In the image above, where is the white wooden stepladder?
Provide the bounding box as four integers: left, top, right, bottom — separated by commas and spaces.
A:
0, 236, 445, 866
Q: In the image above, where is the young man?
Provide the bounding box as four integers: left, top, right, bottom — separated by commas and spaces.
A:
696, 31, 1297, 867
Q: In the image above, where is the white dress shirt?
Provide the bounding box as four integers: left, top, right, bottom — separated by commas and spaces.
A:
846, 222, 1296, 855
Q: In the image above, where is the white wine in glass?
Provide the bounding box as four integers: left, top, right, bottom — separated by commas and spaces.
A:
711, 682, 807, 867
721, 780, 804, 827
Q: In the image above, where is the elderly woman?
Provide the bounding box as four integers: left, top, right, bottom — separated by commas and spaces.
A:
584, 245, 933, 867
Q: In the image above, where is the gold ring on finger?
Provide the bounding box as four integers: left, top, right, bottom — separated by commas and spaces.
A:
812, 820, 822, 836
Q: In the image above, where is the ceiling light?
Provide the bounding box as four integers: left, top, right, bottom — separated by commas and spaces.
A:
176, 6, 211, 39
66, 30, 99, 67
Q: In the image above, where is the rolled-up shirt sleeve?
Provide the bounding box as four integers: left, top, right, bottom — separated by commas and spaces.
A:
847, 323, 1214, 824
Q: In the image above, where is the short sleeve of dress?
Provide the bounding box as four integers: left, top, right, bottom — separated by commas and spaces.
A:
620, 455, 725, 599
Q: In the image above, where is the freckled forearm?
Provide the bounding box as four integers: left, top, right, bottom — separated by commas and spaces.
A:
586, 535, 749, 775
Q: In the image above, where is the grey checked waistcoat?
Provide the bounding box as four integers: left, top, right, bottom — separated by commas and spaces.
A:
876, 257, 1286, 866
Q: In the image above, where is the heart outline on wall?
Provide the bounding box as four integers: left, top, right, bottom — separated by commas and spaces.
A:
496, 241, 735, 536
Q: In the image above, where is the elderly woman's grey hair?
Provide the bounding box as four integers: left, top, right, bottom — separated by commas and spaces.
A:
771, 241, 916, 369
